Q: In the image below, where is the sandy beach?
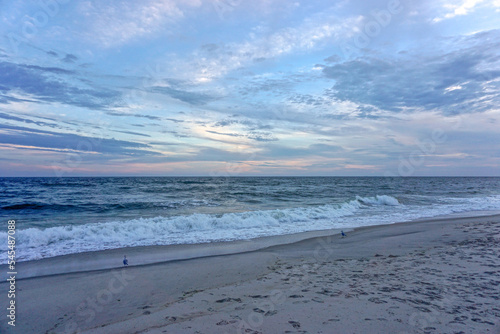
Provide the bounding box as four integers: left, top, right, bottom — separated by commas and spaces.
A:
2, 214, 500, 334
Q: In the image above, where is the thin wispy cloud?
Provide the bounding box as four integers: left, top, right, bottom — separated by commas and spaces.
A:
78, 0, 202, 47
0, 61, 121, 109
432, 0, 500, 22
168, 11, 361, 82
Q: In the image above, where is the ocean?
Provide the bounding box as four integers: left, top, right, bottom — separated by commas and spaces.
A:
1, 177, 499, 264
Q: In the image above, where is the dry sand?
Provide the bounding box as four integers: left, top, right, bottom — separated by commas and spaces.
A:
2, 215, 500, 334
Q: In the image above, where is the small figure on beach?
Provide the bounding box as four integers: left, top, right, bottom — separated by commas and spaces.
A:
123, 255, 128, 266
341, 230, 346, 238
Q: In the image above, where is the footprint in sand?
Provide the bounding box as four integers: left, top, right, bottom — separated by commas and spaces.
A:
288, 294, 304, 298
216, 319, 238, 326
321, 319, 340, 326
368, 297, 388, 304
249, 294, 269, 299
215, 297, 242, 303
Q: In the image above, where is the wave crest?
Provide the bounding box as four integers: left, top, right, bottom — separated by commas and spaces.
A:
356, 195, 399, 206
0, 195, 399, 263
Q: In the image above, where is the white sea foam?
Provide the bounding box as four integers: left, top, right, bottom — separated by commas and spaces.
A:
1, 194, 500, 263
356, 195, 400, 206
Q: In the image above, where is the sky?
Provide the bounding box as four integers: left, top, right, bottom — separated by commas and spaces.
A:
0, 0, 499, 177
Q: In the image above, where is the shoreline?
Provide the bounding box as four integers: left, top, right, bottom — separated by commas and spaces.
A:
2, 210, 500, 281
1, 213, 499, 333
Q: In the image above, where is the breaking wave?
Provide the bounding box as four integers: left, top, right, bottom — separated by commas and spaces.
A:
2, 193, 500, 264
0, 195, 400, 263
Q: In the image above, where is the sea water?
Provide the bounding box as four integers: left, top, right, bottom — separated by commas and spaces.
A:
1, 177, 499, 263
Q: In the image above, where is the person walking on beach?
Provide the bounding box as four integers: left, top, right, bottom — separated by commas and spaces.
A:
123, 255, 128, 266
341, 230, 346, 238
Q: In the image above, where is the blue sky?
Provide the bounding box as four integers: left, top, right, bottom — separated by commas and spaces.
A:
0, 0, 499, 176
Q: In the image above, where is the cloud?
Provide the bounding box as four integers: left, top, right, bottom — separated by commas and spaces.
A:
151, 85, 216, 105
261, 143, 345, 159
0, 124, 159, 156
324, 55, 341, 63
20, 63, 74, 75
206, 130, 242, 138
206, 128, 278, 143
238, 74, 308, 98
112, 130, 151, 138
106, 111, 163, 121
79, 0, 202, 47
207, 116, 278, 142
160, 129, 191, 138
62, 53, 78, 63
246, 132, 278, 142
432, 0, 500, 22
0, 61, 121, 109
288, 93, 328, 107
214, 118, 273, 130
106, 111, 184, 124
0, 94, 38, 104
322, 30, 500, 114
172, 9, 360, 82
0, 112, 61, 129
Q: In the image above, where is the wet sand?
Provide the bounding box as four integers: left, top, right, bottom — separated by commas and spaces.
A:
1, 214, 500, 333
